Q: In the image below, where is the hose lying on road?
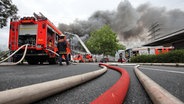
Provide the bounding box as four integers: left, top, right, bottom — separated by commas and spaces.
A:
91, 63, 130, 104
134, 65, 183, 104
0, 66, 107, 104
0, 44, 28, 65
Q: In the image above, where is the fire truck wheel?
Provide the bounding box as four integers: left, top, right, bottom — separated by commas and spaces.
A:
48, 58, 57, 65
13, 56, 21, 63
27, 60, 39, 65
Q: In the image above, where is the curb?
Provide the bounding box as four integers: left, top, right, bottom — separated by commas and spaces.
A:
106, 63, 137, 66
134, 65, 183, 104
90, 63, 130, 104
139, 63, 184, 67
0, 66, 107, 104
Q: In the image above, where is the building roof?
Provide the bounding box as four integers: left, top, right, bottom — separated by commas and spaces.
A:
144, 28, 184, 46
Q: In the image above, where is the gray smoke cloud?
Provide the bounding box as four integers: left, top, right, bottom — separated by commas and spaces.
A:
58, 0, 184, 48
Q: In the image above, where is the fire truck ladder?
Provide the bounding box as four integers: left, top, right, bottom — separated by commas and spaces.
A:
33, 12, 47, 20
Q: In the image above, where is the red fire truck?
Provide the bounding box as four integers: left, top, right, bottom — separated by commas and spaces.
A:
9, 13, 71, 64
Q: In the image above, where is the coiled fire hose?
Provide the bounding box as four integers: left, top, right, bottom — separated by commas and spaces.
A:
0, 44, 28, 65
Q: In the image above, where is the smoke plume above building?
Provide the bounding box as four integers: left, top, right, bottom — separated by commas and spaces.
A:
58, 0, 184, 48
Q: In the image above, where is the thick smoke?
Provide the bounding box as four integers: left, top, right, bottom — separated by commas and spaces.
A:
112, 0, 140, 39
137, 3, 184, 38
58, 0, 184, 48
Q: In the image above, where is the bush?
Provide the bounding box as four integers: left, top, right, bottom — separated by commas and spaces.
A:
130, 55, 155, 63
130, 49, 184, 63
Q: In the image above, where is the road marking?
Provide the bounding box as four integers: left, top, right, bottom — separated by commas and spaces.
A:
141, 67, 184, 74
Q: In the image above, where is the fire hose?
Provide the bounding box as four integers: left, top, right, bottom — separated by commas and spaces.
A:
0, 66, 107, 104
45, 48, 59, 57
45, 48, 75, 64
0, 44, 28, 65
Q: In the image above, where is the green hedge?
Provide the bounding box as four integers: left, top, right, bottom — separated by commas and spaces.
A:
130, 49, 184, 63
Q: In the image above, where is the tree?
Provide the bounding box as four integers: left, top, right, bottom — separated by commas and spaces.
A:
0, 0, 18, 28
86, 25, 125, 56
117, 43, 126, 50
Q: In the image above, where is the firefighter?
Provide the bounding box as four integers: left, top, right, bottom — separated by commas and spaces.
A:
119, 53, 123, 63
57, 34, 69, 65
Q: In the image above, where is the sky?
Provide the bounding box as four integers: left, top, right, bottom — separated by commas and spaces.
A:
0, 0, 184, 51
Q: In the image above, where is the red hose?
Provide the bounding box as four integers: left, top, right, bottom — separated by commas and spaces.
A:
90, 63, 130, 104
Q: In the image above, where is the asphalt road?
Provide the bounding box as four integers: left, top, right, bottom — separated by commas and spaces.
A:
118, 65, 152, 104
0, 63, 121, 104
0, 63, 183, 104
120, 65, 184, 104
138, 65, 184, 102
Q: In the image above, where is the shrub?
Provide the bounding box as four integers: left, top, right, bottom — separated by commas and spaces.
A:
130, 49, 184, 63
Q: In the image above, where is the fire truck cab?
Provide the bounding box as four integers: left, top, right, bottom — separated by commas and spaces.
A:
9, 13, 70, 64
